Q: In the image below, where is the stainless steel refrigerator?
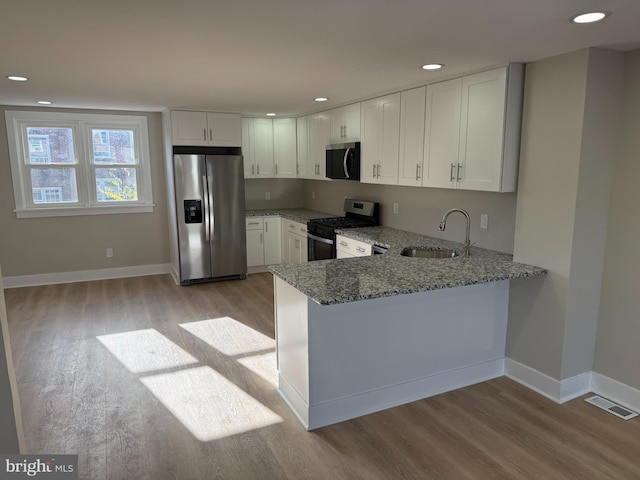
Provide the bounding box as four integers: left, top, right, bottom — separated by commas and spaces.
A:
173, 146, 247, 285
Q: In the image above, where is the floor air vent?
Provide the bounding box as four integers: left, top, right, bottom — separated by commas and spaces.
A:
585, 395, 639, 420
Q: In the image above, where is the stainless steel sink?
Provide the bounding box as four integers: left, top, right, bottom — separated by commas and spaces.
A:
401, 247, 461, 258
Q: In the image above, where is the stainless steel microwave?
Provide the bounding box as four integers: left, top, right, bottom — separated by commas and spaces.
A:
326, 142, 361, 180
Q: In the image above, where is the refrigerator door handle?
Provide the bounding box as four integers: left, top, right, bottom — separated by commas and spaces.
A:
207, 175, 215, 241
201, 175, 210, 241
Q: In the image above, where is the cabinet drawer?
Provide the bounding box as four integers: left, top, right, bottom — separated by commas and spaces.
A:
336, 235, 372, 257
245, 218, 264, 230
283, 219, 307, 235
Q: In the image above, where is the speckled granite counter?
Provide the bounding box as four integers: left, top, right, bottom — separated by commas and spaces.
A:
245, 208, 334, 224
269, 226, 546, 305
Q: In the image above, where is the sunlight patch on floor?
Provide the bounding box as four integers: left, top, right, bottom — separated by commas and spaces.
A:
97, 328, 198, 374
141, 365, 282, 441
237, 351, 277, 386
179, 316, 275, 357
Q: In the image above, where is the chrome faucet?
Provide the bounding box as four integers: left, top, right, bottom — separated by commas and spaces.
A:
439, 208, 471, 256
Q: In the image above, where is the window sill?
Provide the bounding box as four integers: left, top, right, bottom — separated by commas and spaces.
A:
14, 204, 155, 218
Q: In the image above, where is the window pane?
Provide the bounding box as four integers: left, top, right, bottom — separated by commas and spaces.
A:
26, 127, 75, 164
30, 168, 78, 203
95, 167, 138, 202
92, 129, 135, 165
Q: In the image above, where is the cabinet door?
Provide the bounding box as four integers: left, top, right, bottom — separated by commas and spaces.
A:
422, 78, 462, 188
246, 229, 264, 267
398, 87, 426, 186
206, 113, 242, 147
242, 118, 255, 177
330, 104, 361, 142
308, 111, 331, 180
253, 118, 274, 177
273, 118, 297, 178
263, 217, 282, 265
360, 94, 400, 185
296, 116, 309, 178
171, 111, 208, 146
458, 68, 507, 191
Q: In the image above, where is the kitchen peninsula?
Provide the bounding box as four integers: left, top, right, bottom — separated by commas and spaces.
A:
269, 226, 546, 430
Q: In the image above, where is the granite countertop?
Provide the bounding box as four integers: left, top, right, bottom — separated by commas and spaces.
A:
245, 208, 334, 224
269, 225, 547, 306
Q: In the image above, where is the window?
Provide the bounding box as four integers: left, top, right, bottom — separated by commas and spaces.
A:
5, 110, 154, 218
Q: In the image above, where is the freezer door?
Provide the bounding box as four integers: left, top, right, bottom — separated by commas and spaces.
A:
205, 155, 247, 278
174, 155, 211, 283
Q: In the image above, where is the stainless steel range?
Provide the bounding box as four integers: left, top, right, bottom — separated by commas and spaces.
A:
307, 199, 380, 261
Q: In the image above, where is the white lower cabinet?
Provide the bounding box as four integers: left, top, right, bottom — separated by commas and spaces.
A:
246, 218, 265, 267
335, 235, 372, 259
245, 217, 281, 268
282, 219, 308, 264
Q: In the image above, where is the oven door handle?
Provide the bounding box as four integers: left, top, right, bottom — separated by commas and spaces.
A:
307, 232, 334, 245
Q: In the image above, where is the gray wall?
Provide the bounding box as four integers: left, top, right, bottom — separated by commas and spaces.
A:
594, 50, 640, 390
245, 178, 304, 210
302, 180, 517, 253
508, 48, 623, 381
0, 106, 170, 278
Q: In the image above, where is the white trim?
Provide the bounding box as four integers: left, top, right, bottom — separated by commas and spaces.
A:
289, 358, 505, 430
591, 372, 640, 414
2, 264, 171, 289
505, 358, 592, 403
14, 204, 154, 218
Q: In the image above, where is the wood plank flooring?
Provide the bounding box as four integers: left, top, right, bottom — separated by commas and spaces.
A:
5, 273, 640, 479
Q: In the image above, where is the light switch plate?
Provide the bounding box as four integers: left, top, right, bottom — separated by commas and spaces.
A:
480, 214, 488, 229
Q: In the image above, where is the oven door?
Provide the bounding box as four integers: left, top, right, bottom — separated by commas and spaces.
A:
307, 232, 335, 261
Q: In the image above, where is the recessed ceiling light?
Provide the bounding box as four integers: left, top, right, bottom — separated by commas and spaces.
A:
571, 11, 610, 24
7, 75, 28, 81
421, 63, 444, 71
314, 97, 329, 102
37, 100, 52, 105
266, 112, 276, 117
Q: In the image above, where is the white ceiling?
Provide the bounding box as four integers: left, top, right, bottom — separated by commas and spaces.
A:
2, 0, 640, 116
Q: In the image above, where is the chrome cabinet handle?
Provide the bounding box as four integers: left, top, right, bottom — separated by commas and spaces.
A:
252, 164, 255, 175
260, 233, 263, 244
416, 163, 420, 180
450, 163, 455, 182
203, 128, 207, 142
456, 163, 462, 181
275, 164, 278, 175
248, 221, 260, 225
377, 163, 381, 178
265, 223, 268, 233
257, 164, 260, 175
209, 128, 213, 141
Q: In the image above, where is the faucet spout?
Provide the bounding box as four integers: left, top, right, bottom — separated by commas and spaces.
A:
439, 208, 471, 256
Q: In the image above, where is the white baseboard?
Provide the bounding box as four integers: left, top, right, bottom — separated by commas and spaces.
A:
591, 372, 640, 414
3, 264, 171, 288
281, 358, 505, 431
505, 358, 592, 403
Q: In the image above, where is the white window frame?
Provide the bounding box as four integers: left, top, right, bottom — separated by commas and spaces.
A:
5, 110, 154, 218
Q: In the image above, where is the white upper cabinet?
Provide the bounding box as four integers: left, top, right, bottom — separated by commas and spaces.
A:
171, 111, 242, 146
330, 104, 361, 143
242, 118, 274, 178
423, 64, 524, 192
296, 116, 309, 178
304, 111, 331, 180
360, 93, 401, 185
422, 78, 463, 188
398, 87, 426, 187
273, 118, 297, 178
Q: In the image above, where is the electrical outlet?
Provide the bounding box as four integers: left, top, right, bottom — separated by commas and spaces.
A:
106, 248, 113, 258
480, 214, 488, 229
265, 191, 271, 200
393, 203, 399, 214
311, 191, 315, 200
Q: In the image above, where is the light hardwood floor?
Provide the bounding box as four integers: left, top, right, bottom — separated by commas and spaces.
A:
5, 273, 640, 479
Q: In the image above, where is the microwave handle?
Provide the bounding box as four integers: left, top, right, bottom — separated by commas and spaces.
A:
343, 147, 351, 179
